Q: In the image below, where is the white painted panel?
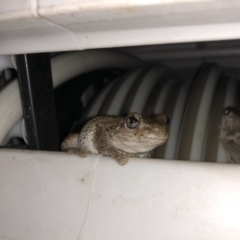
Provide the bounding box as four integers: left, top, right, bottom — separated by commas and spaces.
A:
0, 149, 240, 240
1, 0, 240, 54
0, 0, 30, 13
0, 150, 99, 240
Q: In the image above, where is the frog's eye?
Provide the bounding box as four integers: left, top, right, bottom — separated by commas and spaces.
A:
224, 107, 231, 115
126, 113, 140, 129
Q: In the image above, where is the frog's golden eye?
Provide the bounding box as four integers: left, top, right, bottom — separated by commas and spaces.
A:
125, 113, 140, 129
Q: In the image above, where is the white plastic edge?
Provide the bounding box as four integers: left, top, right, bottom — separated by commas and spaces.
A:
0, 149, 240, 240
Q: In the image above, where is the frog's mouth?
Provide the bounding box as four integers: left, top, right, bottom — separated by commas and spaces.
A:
111, 137, 169, 154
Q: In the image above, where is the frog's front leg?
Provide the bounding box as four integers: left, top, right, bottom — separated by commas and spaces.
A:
97, 146, 129, 165
220, 127, 240, 140
219, 137, 240, 163
225, 131, 240, 140
226, 141, 240, 164
100, 147, 141, 165
61, 133, 92, 158
61, 133, 79, 150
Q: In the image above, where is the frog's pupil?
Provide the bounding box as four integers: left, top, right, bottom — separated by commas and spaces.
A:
129, 116, 137, 123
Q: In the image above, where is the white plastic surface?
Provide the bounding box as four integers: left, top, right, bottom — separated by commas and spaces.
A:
179, 65, 221, 161
1, 149, 240, 240
1, 0, 240, 54
165, 79, 192, 159
1, 118, 27, 146
0, 56, 15, 72
51, 50, 142, 89
0, 80, 23, 145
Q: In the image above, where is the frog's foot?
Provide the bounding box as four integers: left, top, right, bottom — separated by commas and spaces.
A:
64, 148, 92, 158
111, 154, 129, 166
98, 147, 131, 166
113, 151, 142, 165
112, 152, 142, 165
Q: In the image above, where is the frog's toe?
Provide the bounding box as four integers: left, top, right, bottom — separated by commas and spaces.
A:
76, 150, 92, 158
65, 148, 78, 154
64, 148, 91, 158
116, 156, 129, 166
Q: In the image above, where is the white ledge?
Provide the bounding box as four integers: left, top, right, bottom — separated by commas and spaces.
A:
0, 149, 240, 240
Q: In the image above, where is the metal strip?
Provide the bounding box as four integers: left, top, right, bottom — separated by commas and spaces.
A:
16, 53, 59, 151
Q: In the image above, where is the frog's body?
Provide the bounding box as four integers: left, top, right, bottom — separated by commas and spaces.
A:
61, 112, 170, 165
219, 107, 240, 163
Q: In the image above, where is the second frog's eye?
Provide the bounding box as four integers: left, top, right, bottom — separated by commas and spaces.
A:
224, 107, 231, 115
126, 113, 140, 129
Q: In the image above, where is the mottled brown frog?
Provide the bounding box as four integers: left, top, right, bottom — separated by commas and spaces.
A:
219, 107, 240, 163
61, 112, 170, 165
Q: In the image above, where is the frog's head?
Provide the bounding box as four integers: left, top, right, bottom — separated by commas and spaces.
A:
223, 107, 240, 132
106, 112, 170, 154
